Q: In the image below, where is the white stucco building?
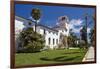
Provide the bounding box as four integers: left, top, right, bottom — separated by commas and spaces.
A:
15, 15, 70, 49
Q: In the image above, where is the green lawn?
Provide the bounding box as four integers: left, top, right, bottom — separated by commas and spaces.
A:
15, 49, 87, 66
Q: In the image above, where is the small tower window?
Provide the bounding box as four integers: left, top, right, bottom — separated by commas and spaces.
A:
65, 29, 67, 32
62, 17, 66, 20
28, 22, 32, 25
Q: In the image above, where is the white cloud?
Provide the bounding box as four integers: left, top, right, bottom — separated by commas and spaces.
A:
69, 19, 83, 26
74, 27, 82, 33
69, 19, 83, 33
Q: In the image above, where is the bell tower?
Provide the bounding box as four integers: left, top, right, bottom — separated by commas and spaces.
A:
57, 15, 69, 29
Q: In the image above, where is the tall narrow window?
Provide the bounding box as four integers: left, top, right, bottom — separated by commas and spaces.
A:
44, 29, 46, 34
53, 38, 55, 45
56, 33, 58, 35
56, 39, 58, 44
48, 38, 50, 45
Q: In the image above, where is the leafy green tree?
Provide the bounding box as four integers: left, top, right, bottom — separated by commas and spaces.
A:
17, 28, 45, 53
80, 26, 87, 42
80, 26, 87, 49
67, 36, 72, 47
67, 29, 78, 47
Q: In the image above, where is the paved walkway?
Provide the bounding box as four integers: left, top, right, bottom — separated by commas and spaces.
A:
82, 46, 95, 62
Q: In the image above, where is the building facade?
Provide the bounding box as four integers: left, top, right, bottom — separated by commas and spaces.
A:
15, 15, 70, 50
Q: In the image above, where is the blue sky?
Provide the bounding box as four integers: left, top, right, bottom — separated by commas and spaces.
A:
15, 4, 95, 38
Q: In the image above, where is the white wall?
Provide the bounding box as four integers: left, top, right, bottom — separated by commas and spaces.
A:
45, 31, 59, 49
15, 19, 25, 35
38, 27, 59, 49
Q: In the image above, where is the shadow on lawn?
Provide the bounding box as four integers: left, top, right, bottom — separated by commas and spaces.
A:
62, 51, 85, 54
40, 56, 80, 62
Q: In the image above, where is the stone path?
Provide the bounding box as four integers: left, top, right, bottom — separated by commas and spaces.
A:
82, 46, 95, 62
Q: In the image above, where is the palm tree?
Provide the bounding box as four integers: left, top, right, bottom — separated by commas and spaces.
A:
31, 8, 41, 33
